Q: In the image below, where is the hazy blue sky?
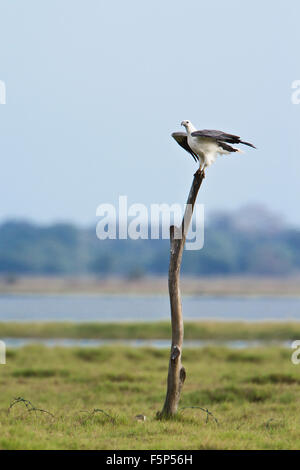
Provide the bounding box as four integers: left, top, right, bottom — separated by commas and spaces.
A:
0, 1, 300, 225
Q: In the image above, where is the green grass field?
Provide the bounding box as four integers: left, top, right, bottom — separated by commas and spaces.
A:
1, 320, 300, 340
1, 344, 300, 449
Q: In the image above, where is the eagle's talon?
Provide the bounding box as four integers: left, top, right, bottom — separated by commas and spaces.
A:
194, 168, 205, 178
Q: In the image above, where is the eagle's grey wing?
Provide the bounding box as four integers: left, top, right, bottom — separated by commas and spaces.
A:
171, 132, 199, 162
191, 129, 256, 149
217, 141, 240, 153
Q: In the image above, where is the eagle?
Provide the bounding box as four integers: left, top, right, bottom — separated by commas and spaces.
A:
172, 120, 256, 174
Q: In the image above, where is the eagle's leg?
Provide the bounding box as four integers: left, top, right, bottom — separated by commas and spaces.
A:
194, 167, 205, 178
194, 160, 202, 176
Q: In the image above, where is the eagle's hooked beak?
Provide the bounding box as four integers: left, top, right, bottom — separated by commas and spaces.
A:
180, 121, 184, 126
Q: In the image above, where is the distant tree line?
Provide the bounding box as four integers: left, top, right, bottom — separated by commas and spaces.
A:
0, 206, 299, 277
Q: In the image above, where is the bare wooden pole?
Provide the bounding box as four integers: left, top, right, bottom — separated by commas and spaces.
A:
158, 169, 205, 418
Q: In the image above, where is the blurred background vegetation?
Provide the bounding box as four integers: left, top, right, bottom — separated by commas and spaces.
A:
1, 205, 299, 279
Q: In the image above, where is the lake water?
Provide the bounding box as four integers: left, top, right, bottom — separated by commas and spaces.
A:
1, 337, 292, 349
0, 294, 300, 322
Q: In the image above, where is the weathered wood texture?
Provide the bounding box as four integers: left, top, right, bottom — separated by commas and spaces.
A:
159, 170, 205, 418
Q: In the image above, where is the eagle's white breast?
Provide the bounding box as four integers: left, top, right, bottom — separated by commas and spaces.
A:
188, 135, 219, 167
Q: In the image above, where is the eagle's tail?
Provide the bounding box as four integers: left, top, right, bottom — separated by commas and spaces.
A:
239, 140, 256, 149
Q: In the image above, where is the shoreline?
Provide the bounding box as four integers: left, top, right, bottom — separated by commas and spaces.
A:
1, 275, 300, 296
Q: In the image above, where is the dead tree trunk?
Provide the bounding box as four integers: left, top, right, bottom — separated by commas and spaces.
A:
159, 169, 205, 418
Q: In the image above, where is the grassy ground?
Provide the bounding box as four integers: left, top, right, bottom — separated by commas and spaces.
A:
0, 344, 300, 449
1, 321, 300, 340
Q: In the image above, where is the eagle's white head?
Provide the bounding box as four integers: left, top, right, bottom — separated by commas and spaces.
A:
181, 120, 196, 133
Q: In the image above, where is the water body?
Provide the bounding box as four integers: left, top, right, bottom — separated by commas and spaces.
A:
1, 337, 292, 349
0, 294, 300, 322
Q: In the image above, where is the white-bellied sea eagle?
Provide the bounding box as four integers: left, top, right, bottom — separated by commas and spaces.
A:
172, 120, 256, 174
